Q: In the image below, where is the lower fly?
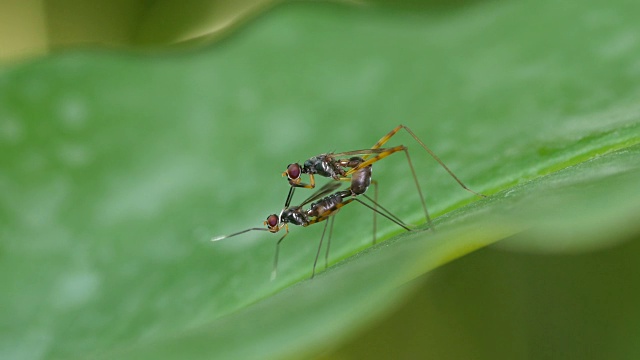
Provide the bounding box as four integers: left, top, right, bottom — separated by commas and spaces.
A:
212, 182, 410, 279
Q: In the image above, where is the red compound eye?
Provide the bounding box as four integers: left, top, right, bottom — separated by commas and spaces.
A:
266, 214, 279, 228
286, 163, 301, 180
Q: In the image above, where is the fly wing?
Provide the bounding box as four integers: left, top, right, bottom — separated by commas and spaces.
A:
329, 147, 395, 158
298, 181, 343, 206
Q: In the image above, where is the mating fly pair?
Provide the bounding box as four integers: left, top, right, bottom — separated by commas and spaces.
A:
212, 124, 485, 279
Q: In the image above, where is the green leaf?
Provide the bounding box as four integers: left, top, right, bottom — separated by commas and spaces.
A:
1, 1, 639, 359
101, 145, 640, 360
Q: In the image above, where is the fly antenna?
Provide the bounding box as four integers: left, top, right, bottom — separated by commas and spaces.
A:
211, 227, 270, 242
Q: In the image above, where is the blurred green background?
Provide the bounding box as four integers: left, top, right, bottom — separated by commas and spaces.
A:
1, 0, 640, 359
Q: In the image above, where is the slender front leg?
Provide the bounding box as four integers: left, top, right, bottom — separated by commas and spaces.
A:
271, 225, 289, 281
312, 219, 331, 279
324, 216, 336, 270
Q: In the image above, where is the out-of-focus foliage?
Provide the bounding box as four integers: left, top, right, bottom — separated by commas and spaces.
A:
0, 0, 281, 62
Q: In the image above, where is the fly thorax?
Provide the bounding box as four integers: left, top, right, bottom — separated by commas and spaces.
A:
303, 154, 342, 178
281, 207, 309, 226
302, 158, 318, 174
